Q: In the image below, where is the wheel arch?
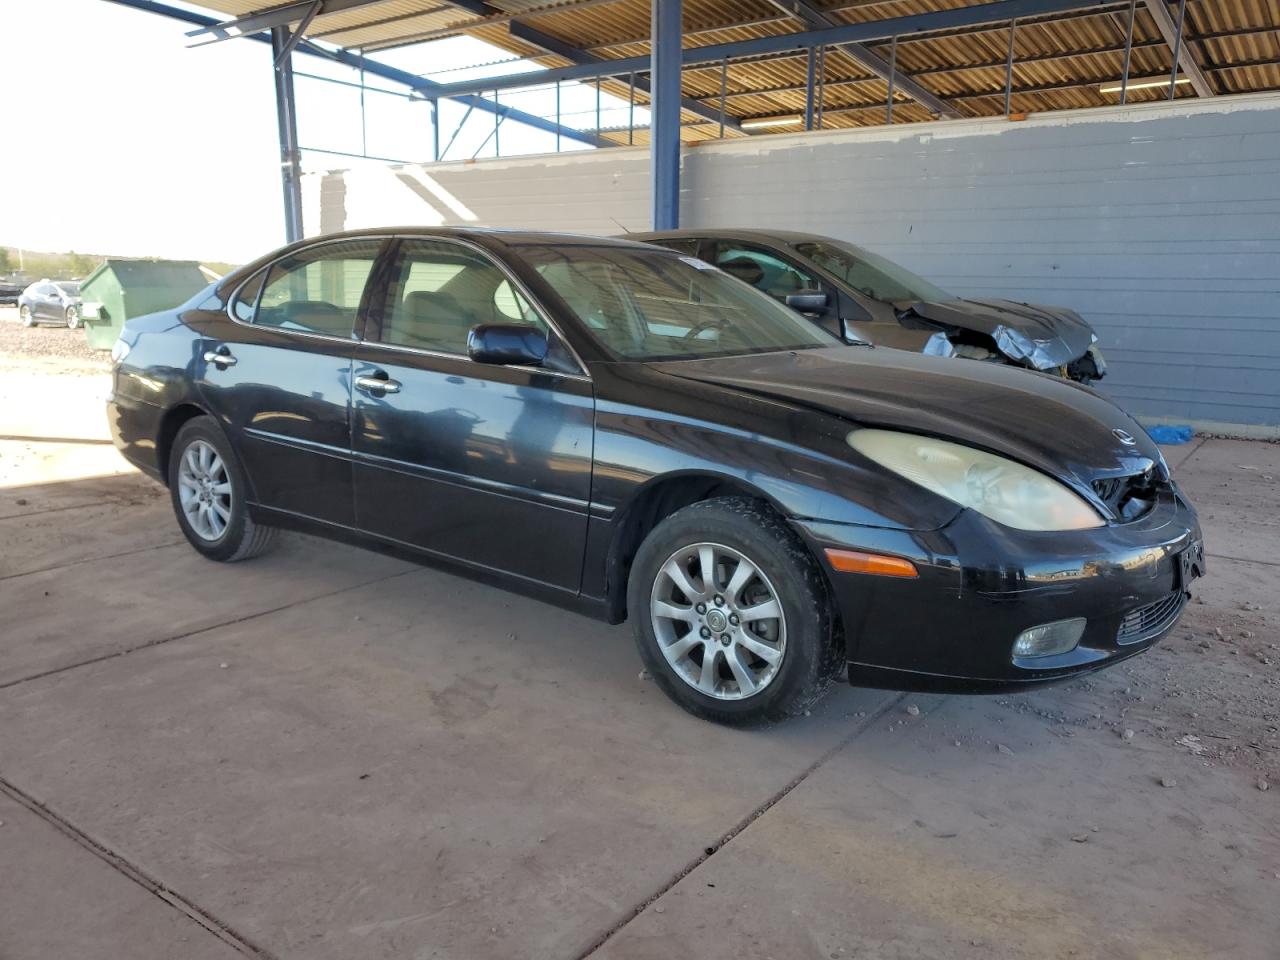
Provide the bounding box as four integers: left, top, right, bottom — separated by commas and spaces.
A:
155, 402, 217, 488
604, 470, 805, 624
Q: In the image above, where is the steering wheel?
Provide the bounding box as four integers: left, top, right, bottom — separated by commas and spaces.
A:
682, 318, 727, 340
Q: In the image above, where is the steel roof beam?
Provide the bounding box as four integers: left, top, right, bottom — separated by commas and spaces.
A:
764, 0, 962, 118
102, 0, 610, 148
1140, 0, 1215, 96
184, 0, 388, 44
424, 0, 1114, 99
508, 20, 742, 132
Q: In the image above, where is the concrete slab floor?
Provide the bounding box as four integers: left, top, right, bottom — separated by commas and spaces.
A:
0, 352, 1276, 959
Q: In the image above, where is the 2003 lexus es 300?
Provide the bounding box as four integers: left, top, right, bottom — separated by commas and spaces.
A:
107, 229, 1204, 724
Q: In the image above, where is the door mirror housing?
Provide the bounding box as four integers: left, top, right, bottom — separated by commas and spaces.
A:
785, 289, 829, 315
467, 324, 548, 366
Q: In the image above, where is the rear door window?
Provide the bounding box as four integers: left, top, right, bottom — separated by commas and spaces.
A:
254, 240, 382, 337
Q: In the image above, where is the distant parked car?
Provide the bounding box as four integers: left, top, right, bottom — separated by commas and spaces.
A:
17, 280, 83, 328
631, 229, 1106, 383
0, 278, 24, 306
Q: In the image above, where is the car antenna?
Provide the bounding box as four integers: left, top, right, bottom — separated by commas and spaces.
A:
609, 217, 632, 234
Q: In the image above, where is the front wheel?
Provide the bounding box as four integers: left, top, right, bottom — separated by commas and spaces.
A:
628, 497, 838, 724
168, 416, 277, 562
19, 305, 35, 327
65, 306, 80, 329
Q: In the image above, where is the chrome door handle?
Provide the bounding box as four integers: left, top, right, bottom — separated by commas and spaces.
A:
355, 374, 401, 394
203, 350, 237, 368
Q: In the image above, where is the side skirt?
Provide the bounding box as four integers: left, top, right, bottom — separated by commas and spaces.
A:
249, 503, 615, 623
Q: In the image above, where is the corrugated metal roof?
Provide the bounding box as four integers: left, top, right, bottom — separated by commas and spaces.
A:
192, 0, 1280, 134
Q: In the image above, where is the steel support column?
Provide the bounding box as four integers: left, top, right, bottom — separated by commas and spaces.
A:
271, 25, 305, 243
651, 0, 681, 231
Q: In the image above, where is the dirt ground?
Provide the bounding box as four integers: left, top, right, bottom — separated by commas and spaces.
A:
1, 315, 1276, 959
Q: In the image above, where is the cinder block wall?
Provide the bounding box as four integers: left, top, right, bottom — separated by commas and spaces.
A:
306, 94, 1280, 430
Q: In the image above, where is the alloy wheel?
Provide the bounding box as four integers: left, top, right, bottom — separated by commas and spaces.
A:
65, 307, 79, 329
177, 439, 233, 541
650, 541, 787, 700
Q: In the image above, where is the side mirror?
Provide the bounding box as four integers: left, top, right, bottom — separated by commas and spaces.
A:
467, 323, 548, 366
785, 289, 829, 315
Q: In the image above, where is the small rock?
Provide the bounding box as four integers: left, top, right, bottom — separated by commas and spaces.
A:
507, 632, 518, 641
953, 740, 962, 747
997, 743, 1014, 756
905, 704, 920, 717
1161, 776, 1177, 788
14, 498, 27, 506
1214, 627, 1225, 639
638, 669, 652, 681
653, 904, 665, 914
1122, 729, 1135, 741
219, 662, 229, 669
1259, 778, 1270, 792
804, 710, 811, 717
1241, 630, 1254, 639
1070, 833, 1090, 843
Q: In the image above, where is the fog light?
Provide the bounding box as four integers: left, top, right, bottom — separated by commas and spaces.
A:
1012, 618, 1086, 659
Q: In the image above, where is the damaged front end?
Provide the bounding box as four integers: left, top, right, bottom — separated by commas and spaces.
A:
912, 298, 1106, 384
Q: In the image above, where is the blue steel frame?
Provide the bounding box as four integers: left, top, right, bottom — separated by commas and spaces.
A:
651, 0, 681, 231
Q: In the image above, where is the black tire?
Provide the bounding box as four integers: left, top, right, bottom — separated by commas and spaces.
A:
19, 305, 35, 327
628, 496, 837, 725
167, 416, 277, 562
65, 307, 80, 329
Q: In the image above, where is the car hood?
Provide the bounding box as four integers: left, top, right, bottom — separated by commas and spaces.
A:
905, 297, 1094, 370
650, 346, 1160, 493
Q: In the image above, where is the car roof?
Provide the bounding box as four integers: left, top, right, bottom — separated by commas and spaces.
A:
217, 226, 668, 294
301, 225, 660, 252
626, 228, 835, 246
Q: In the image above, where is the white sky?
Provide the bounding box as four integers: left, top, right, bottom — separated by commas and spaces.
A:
2, 0, 647, 264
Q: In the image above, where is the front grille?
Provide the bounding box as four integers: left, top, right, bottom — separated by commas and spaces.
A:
1117, 591, 1186, 645
1092, 468, 1161, 521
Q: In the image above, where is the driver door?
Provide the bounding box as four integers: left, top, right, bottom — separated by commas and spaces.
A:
350, 237, 594, 592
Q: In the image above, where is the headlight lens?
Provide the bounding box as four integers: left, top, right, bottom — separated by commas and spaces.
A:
848, 429, 1104, 531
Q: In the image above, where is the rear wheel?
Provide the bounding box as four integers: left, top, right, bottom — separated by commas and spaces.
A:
629, 497, 837, 724
168, 416, 277, 562
65, 306, 80, 329
19, 305, 35, 327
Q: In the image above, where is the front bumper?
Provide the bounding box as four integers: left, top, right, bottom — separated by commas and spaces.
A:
793, 488, 1203, 692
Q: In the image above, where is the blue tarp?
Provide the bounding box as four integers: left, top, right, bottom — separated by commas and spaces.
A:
1146, 425, 1194, 445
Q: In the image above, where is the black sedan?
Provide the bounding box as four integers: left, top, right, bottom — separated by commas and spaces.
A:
18, 279, 82, 328
107, 229, 1201, 724
631, 229, 1107, 383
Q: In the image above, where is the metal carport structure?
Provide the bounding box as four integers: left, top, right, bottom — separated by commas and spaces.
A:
103, 0, 1280, 239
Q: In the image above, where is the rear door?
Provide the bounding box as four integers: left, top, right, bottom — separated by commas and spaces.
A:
350, 237, 594, 591
194, 237, 386, 527
34, 283, 59, 320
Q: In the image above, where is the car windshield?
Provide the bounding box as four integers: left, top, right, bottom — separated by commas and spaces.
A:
55, 282, 80, 296
515, 244, 840, 361
793, 240, 953, 304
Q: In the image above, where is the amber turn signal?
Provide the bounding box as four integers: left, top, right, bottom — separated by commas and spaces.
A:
824, 548, 919, 578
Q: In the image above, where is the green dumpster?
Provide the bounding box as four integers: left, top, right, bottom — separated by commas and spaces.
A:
80, 259, 212, 350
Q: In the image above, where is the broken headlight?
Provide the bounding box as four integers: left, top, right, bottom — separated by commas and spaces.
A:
848, 429, 1104, 531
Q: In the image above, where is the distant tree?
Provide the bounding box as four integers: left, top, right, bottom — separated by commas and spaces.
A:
67, 251, 98, 277
0, 248, 12, 275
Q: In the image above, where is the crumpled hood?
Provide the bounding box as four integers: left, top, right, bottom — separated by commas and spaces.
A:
651, 347, 1160, 495
908, 297, 1095, 370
